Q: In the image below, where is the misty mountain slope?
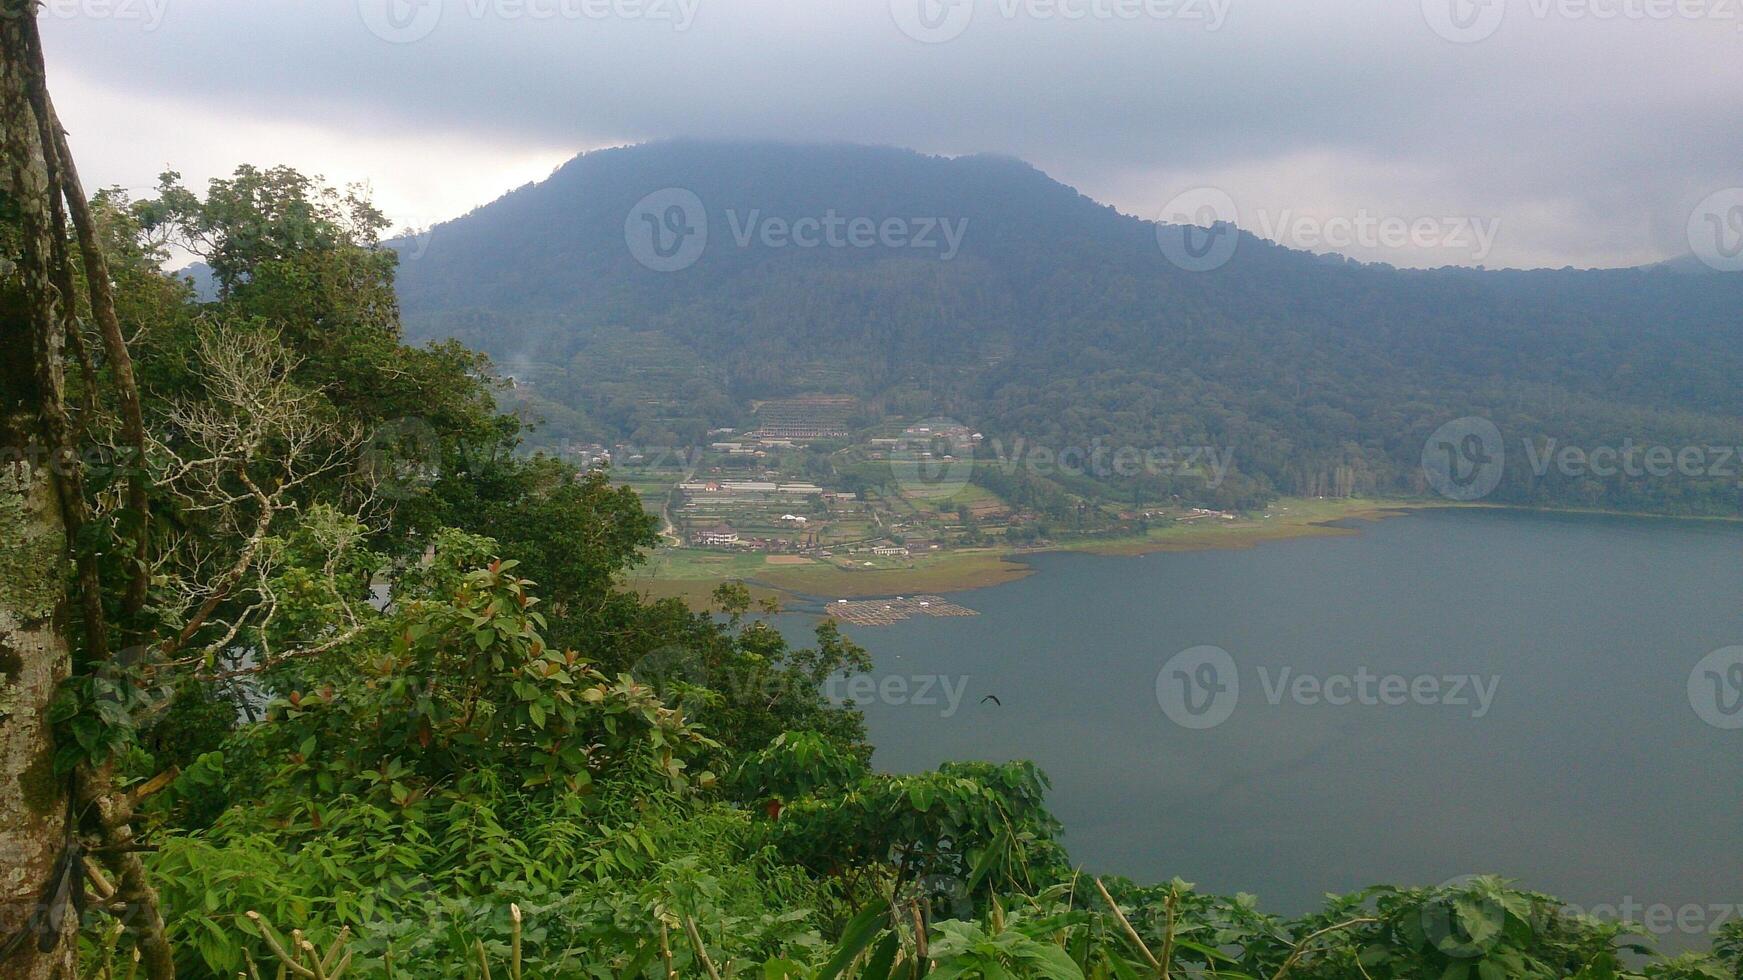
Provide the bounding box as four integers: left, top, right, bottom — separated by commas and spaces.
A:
393, 141, 1743, 513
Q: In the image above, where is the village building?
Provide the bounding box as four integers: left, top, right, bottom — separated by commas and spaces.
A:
692, 525, 741, 547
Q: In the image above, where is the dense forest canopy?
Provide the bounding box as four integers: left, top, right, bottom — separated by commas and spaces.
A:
393, 141, 1743, 515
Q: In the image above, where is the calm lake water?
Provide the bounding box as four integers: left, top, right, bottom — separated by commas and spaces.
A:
776, 508, 1743, 942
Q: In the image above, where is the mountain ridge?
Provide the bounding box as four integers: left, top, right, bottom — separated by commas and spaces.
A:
390, 140, 1743, 515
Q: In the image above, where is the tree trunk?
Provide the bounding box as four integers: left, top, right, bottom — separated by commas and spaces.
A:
0, 443, 77, 980
41, 72, 150, 630
1, 7, 78, 973
4, 9, 176, 976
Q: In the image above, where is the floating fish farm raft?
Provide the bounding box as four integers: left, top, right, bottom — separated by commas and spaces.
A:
825, 595, 978, 626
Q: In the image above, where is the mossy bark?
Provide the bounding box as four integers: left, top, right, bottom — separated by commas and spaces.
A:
0, 457, 74, 979
0, 7, 78, 973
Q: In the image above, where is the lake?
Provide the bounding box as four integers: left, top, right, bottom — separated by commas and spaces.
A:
776, 508, 1743, 946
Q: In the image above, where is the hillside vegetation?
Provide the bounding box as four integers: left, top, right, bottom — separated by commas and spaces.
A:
4, 23, 1741, 967
396, 141, 1743, 516
5, 160, 1735, 978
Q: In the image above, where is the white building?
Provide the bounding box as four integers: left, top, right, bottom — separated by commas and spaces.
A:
693, 526, 741, 547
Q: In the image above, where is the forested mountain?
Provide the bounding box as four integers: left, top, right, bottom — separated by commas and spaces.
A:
16, 145, 1704, 980
11, 0, 1743, 959
395, 141, 1743, 514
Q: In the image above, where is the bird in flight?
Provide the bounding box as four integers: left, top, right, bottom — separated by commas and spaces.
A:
981, 695, 1002, 706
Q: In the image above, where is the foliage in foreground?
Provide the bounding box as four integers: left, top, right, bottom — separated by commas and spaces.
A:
21, 162, 1740, 979
121, 554, 1743, 977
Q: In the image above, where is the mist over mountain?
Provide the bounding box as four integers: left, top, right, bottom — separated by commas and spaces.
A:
394, 141, 1743, 514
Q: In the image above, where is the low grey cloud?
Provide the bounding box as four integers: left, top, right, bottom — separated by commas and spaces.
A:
39, 0, 1743, 268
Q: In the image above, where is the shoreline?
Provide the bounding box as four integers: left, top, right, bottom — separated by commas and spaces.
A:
620, 497, 1743, 610
622, 497, 1425, 607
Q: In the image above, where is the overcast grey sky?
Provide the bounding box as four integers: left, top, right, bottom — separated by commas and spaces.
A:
39, 0, 1743, 269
